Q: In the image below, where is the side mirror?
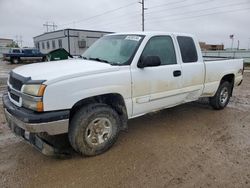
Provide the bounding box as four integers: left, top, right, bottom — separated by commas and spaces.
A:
138, 56, 161, 68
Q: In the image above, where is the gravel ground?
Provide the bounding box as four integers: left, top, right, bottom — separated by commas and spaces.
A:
0, 60, 250, 188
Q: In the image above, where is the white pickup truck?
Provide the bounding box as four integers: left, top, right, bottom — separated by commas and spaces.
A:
3, 32, 244, 156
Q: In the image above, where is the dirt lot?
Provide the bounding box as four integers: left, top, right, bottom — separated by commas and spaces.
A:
0, 60, 250, 188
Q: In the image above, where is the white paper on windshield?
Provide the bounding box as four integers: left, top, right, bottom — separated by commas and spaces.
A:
125, 36, 141, 41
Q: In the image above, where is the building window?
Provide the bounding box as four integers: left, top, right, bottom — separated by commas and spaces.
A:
78, 40, 86, 48
52, 40, 56, 49
58, 39, 62, 48
35, 42, 40, 50
42, 42, 45, 49
47, 41, 50, 49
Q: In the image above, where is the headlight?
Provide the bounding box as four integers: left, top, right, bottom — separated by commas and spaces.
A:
22, 84, 46, 112
22, 98, 43, 112
22, 84, 46, 96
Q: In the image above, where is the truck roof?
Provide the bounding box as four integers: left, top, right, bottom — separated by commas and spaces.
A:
108, 31, 195, 38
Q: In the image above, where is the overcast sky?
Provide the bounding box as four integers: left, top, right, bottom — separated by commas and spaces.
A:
1, 0, 250, 49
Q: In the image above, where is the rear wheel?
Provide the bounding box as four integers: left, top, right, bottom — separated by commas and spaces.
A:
68, 103, 121, 156
209, 81, 232, 110
11, 57, 20, 64
42, 56, 47, 62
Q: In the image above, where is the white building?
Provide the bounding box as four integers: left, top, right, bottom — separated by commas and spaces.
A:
33, 29, 112, 56
0, 38, 14, 47
0, 38, 14, 58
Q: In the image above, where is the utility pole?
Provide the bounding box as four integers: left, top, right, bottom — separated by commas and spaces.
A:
52, 22, 57, 31
43, 22, 57, 33
15, 35, 18, 47
230, 34, 234, 50
43, 21, 49, 33
248, 38, 250, 50
19, 35, 23, 47
139, 0, 146, 31
15, 35, 23, 47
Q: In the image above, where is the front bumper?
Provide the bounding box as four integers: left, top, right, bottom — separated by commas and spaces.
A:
3, 94, 70, 135
3, 93, 72, 156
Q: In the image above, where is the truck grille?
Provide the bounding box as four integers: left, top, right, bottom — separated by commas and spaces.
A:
10, 92, 20, 102
9, 75, 23, 91
7, 71, 28, 105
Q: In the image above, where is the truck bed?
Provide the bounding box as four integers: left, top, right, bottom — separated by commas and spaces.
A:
201, 58, 244, 97
203, 56, 233, 61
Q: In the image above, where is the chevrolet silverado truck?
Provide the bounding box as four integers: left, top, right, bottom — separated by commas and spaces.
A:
3, 48, 46, 64
3, 32, 244, 156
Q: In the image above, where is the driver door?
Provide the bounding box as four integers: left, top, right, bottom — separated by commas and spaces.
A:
131, 35, 183, 116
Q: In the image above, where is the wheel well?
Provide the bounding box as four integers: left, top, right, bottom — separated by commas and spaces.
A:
69, 93, 128, 130
221, 74, 234, 84
220, 74, 235, 96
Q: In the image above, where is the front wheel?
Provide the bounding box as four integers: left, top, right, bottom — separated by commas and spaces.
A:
209, 81, 232, 110
68, 103, 121, 156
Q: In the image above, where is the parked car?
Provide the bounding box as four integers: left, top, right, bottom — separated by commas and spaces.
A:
3, 48, 46, 64
3, 32, 244, 157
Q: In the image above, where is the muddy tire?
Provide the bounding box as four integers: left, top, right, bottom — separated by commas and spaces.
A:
42, 56, 47, 62
209, 81, 232, 110
11, 57, 20, 64
68, 103, 121, 156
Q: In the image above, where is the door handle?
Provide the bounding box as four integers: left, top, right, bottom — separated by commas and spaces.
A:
173, 70, 181, 77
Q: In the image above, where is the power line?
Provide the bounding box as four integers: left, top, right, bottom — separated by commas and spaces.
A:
59, 2, 137, 27
145, 1, 250, 22
75, 9, 140, 27
81, 16, 141, 32
145, 6, 250, 24
148, 0, 187, 9
98, 21, 141, 32
145, 0, 212, 14
85, 13, 141, 28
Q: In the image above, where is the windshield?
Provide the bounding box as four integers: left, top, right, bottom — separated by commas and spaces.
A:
82, 34, 144, 65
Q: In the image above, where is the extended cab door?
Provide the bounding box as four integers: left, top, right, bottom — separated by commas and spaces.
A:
176, 36, 205, 101
131, 35, 183, 116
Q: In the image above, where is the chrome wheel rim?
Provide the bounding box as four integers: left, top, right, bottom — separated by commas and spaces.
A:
85, 117, 112, 146
220, 87, 229, 105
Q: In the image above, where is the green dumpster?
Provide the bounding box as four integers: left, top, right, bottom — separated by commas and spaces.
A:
46, 48, 73, 61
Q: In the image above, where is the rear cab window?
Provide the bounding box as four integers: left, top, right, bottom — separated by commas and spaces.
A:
177, 36, 198, 63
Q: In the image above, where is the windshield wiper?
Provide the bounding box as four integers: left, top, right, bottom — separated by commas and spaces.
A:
88, 57, 121, 66
109, 62, 121, 66
89, 57, 110, 64
80, 55, 87, 59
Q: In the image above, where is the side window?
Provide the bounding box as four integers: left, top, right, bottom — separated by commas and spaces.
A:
177, 36, 198, 63
141, 36, 177, 65
42, 42, 45, 49
58, 39, 62, 48
47, 41, 50, 49
52, 40, 56, 49
12, 49, 20, 53
35, 42, 40, 50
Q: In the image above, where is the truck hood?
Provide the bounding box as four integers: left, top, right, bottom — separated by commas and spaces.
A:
12, 59, 120, 84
